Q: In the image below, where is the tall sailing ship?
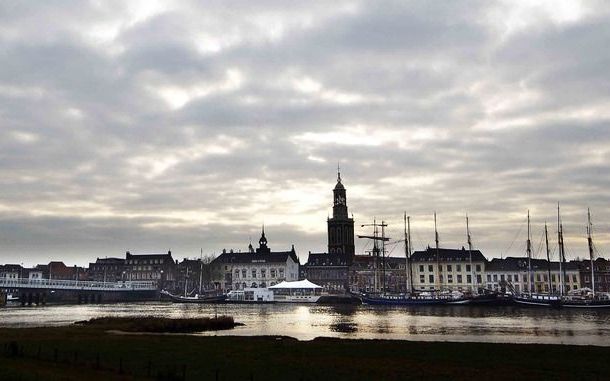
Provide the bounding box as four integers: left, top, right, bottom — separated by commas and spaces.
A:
512, 210, 561, 307
561, 209, 610, 308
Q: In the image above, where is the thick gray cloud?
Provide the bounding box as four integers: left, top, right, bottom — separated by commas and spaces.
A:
1, 1, 609, 266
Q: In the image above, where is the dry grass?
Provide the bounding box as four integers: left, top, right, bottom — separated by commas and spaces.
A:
75, 315, 238, 333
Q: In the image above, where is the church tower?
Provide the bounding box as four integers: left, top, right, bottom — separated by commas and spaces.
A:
327, 167, 355, 258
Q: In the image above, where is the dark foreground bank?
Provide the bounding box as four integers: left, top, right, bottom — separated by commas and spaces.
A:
1, 325, 609, 381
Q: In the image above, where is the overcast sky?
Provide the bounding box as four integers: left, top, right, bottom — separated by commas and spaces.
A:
1, 1, 610, 267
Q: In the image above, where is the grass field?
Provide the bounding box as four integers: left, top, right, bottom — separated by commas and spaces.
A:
1, 323, 609, 380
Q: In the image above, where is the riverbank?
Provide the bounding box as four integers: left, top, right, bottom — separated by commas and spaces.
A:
1, 325, 609, 380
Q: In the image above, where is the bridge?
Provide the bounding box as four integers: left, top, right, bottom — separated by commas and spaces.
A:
0, 278, 159, 305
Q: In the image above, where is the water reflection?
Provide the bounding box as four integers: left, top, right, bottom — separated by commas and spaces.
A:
2, 302, 610, 346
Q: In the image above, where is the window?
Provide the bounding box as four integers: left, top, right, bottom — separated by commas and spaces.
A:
279, 269, 284, 278
447, 265, 452, 272
487, 274, 491, 282
419, 265, 424, 272
429, 275, 434, 283
234, 270, 239, 279
251, 269, 257, 278
476, 265, 481, 272
448, 274, 453, 283
466, 264, 471, 272
234, 283, 240, 290
270, 269, 276, 278
493, 274, 498, 282
466, 275, 472, 284
428, 265, 433, 272
261, 269, 266, 278
536, 274, 541, 282
456, 265, 461, 272
242, 269, 246, 278
457, 274, 463, 283
477, 275, 482, 284
572, 275, 577, 283
420, 275, 425, 283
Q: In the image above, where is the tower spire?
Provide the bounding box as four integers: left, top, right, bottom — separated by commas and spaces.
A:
337, 162, 341, 183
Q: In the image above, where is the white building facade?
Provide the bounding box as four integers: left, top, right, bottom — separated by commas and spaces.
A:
212, 230, 300, 292
411, 247, 487, 292
485, 257, 580, 294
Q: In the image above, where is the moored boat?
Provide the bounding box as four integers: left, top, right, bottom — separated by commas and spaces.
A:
226, 288, 275, 303
160, 290, 226, 303
561, 210, 610, 309
513, 293, 561, 308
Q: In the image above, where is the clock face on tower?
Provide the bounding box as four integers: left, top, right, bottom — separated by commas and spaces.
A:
335, 195, 345, 206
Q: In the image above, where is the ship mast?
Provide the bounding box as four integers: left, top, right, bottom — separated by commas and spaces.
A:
544, 223, 552, 295
557, 204, 566, 297
404, 213, 414, 293
358, 219, 389, 294
527, 210, 532, 297
466, 215, 476, 293
434, 212, 441, 291
381, 220, 387, 294
587, 208, 595, 297
199, 248, 204, 295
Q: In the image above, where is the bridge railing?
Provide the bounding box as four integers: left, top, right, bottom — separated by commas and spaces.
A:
0, 278, 158, 291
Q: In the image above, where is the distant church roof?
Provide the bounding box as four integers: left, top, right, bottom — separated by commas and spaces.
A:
211, 227, 299, 265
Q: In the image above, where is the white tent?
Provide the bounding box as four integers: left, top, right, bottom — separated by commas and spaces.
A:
268, 279, 323, 289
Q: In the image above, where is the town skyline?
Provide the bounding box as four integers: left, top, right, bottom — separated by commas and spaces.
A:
2, 169, 607, 267
2, 1, 610, 266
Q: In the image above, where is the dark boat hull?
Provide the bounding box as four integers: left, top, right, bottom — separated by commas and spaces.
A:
561, 300, 610, 308
450, 293, 508, 306
361, 295, 455, 306
513, 295, 561, 308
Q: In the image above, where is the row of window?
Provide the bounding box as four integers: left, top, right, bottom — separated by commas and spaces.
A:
234, 268, 284, 279
487, 273, 579, 284
126, 259, 165, 265
93, 265, 122, 271
418, 264, 482, 273
488, 283, 579, 292
418, 274, 483, 284
233, 282, 277, 289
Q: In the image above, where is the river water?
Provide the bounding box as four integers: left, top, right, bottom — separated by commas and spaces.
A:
2, 302, 609, 346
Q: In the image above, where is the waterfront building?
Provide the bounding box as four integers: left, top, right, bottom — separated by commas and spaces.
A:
410, 247, 486, 291
124, 251, 177, 289
88, 257, 125, 282
305, 252, 350, 293
0, 264, 22, 280
576, 258, 610, 292
349, 255, 408, 293
35, 261, 87, 281
304, 170, 355, 293
211, 229, 300, 292
485, 257, 580, 294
